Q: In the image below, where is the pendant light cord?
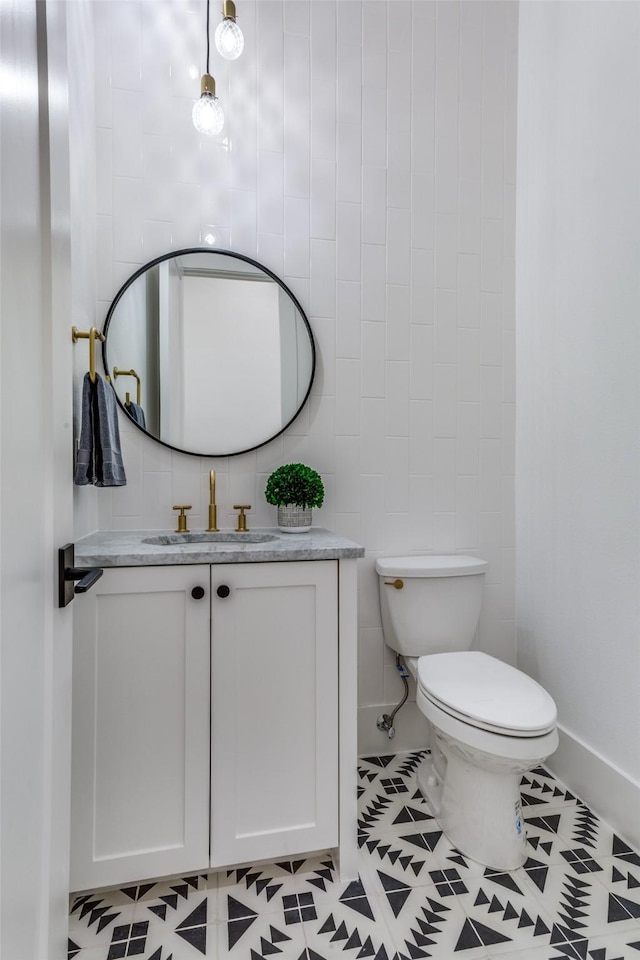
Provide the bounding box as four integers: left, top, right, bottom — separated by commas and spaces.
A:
206, 0, 211, 74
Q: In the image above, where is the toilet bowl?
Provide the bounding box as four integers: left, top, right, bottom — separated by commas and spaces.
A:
376, 555, 558, 870
408, 652, 558, 869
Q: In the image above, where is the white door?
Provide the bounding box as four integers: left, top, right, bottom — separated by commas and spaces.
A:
70, 566, 211, 890
210, 560, 339, 868
0, 2, 75, 958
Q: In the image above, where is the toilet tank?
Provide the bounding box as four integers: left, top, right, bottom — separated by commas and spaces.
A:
376, 555, 488, 657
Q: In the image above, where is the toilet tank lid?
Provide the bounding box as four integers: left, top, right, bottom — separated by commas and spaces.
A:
375, 555, 489, 578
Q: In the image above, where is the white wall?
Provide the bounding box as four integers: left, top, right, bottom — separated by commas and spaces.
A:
85, 0, 518, 745
516, 1, 640, 844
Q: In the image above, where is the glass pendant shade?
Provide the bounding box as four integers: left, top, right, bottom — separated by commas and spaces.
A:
214, 1, 243, 60
192, 74, 224, 136
215, 16, 244, 60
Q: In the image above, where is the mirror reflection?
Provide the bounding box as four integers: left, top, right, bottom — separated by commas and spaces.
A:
103, 249, 315, 457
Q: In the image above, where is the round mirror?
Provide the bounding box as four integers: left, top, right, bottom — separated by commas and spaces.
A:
103, 249, 315, 457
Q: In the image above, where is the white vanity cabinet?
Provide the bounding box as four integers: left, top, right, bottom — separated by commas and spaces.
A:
70, 565, 211, 891
210, 560, 338, 867
70, 547, 359, 892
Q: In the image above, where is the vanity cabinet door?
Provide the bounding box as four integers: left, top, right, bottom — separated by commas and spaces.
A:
210, 560, 338, 868
70, 565, 211, 891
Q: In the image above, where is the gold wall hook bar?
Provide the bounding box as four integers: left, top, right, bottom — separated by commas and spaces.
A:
113, 367, 141, 405
72, 326, 105, 383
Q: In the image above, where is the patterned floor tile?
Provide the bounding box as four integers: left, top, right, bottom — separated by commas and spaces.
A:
374, 879, 494, 960
571, 928, 640, 959
137, 887, 215, 945
591, 858, 640, 931
68, 893, 138, 950
599, 854, 640, 902
369, 858, 557, 958
132, 902, 213, 959
67, 945, 113, 960
518, 857, 640, 950
300, 889, 398, 960
453, 875, 559, 957
215, 855, 350, 922
519, 769, 583, 810
360, 819, 458, 886
523, 802, 627, 864
482, 947, 630, 960
483, 947, 640, 960
213, 907, 308, 960
71, 884, 158, 910
505, 926, 640, 960
68, 757, 640, 960
71, 884, 216, 958
520, 821, 576, 870
357, 752, 429, 813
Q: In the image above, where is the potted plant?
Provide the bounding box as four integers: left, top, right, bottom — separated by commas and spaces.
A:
265, 462, 325, 533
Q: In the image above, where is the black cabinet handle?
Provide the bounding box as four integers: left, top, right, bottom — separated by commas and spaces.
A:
191, 586, 206, 600
216, 584, 230, 599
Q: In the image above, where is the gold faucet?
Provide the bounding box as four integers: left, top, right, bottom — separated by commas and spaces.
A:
207, 470, 218, 531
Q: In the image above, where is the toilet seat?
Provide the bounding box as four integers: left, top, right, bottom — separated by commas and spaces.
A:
417, 651, 557, 737
417, 685, 559, 762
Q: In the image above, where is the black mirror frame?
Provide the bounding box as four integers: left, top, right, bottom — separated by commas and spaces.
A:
102, 247, 316, 458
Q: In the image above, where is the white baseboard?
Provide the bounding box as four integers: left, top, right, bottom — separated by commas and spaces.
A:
358, 702, 430, 756
546, 725, 640, 850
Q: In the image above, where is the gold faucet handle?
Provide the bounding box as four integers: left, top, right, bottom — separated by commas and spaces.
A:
172, 505, 192, 533
233, 504, 251, 532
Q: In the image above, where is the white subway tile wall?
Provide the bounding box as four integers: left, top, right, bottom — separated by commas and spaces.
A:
89, 0, 518, 718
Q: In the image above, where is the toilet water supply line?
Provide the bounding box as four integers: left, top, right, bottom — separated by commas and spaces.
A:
376, 655, 410, 739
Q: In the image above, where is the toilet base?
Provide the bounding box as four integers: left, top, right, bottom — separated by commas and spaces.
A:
416, 748, 527, 871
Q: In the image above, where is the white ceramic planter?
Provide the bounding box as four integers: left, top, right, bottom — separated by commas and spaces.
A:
277, 505, 312, 533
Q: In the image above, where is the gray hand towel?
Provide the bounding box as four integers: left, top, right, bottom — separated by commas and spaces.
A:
74, 372, 127, 487
127, 401, 147, 430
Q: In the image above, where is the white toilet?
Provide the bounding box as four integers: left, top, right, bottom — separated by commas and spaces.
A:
376, 555, 558, 870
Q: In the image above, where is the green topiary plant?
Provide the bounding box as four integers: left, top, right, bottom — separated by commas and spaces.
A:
265, 463, 325, 510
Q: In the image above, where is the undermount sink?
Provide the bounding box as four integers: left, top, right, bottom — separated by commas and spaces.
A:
142, 532, 279, 546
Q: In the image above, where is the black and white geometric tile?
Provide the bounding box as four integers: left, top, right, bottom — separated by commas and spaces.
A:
69, 753, 640, 959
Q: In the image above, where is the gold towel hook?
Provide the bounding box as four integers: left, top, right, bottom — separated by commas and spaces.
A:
72, 326, 106, 384
113, 367, 141, 405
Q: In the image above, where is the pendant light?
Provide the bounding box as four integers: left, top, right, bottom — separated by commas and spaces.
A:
192, 0, 224, 136
214, 0, 244, 61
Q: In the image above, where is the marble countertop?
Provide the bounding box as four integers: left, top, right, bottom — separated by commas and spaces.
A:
75, 527, 365, 567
